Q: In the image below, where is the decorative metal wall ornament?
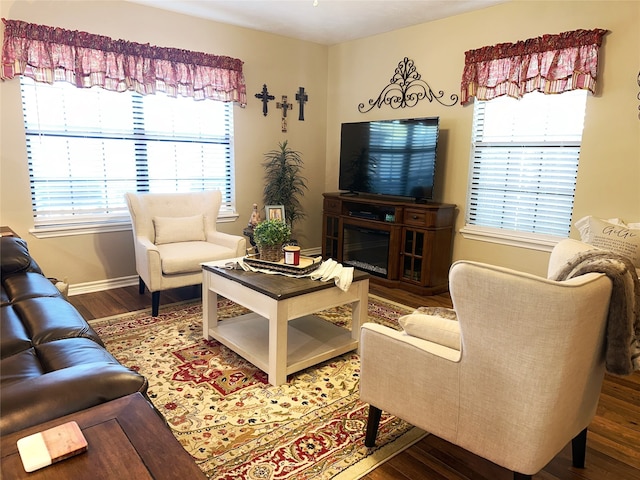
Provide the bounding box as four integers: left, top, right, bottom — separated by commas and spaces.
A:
255, 84, 275, 116
276, 95, 292, 132
296, 86, 308, 121
358, 57, 459, 113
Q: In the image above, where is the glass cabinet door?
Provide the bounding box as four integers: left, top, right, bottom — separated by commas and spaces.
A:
323, 215, 339, 259
402, 229, 424, 283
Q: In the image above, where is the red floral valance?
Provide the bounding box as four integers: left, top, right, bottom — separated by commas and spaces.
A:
460, 28, 608, 105
1, 18, 247, 104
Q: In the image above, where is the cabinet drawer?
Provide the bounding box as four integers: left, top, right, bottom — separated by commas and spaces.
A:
403, 209, 438, 227
323, 198, 341, 214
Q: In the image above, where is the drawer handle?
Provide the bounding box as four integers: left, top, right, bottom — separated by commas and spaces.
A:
412, 215, 419, 220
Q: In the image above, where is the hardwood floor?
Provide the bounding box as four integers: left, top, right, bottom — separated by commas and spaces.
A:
69, 283, 640, 480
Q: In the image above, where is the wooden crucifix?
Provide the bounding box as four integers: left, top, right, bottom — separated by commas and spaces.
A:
254, 84, 275, 116
296, 86, 308, 121
276, 95, 292, 132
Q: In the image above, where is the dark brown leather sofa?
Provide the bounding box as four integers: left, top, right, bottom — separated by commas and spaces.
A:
0, 236, 148, 435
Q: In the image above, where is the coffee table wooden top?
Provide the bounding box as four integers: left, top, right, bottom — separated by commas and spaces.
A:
203, 263, 369, 300
1, 393, 205, 480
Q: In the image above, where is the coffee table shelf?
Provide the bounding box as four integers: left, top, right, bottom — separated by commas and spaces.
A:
206, 313, 359, 377
202, 261, 369, 385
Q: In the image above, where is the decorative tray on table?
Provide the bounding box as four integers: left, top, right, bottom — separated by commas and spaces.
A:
243, 254, 322, 275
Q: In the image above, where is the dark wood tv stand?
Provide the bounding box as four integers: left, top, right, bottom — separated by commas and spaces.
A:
322, 193, 455, 295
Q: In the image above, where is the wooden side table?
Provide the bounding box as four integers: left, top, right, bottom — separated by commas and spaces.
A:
0, 393, 206, 479
243, 225, 256, 247
0, 226, 19, 237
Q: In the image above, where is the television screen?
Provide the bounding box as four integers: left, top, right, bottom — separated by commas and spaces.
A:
338, 117, 439, 201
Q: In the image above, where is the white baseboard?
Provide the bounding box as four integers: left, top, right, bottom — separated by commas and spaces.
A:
68, 275, 139, 296
68, 247, 323, 296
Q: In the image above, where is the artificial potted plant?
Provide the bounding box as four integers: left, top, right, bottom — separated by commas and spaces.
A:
262, 141, 308, 232
252, 218, 291, 262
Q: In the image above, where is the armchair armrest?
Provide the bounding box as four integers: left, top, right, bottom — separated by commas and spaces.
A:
134, 235, 158, 252
361, 323, 461, 361
207, 230, 247, 257
132, 236, 161, 289
359, 323, 462, 440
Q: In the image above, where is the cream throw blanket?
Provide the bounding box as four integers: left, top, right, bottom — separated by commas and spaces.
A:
552, 251, 640, 376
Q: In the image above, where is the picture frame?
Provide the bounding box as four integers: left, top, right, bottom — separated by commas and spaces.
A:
265, 205, 285, 222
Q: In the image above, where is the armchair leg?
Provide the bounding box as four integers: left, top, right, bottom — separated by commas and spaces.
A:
365, 405, 382, 447
572, 428, 588, 468
151, 291, 160, 317
512, 429, 586, 480
139, 276, 145, 294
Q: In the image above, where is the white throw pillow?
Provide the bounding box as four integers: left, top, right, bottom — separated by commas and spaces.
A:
574, 216, 640, 268
153, 214, 206, 245
398, 313, 460, 350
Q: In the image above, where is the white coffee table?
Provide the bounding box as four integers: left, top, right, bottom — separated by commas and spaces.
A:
202, 261, 369, 386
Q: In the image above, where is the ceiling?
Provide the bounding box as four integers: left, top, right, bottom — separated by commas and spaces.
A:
129, 0, 505, 45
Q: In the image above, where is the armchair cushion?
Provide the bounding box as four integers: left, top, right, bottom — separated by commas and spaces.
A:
575, 215, 640, 267
157, 241, 240, 274
153, 214, 205, 245
398, 313, 460, 350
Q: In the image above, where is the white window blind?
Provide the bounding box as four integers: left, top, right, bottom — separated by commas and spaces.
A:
20, 77, 235, 231
466, 90, 587, 239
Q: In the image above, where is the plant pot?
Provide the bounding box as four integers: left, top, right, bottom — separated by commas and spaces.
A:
258, 244, 283, 262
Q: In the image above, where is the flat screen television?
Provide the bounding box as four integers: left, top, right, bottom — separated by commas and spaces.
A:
338, 117, 440, 201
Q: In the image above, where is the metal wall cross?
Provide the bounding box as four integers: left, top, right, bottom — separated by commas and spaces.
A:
296, 86, 308, 121
276, 95, 292, 132
254, 84, 275, 116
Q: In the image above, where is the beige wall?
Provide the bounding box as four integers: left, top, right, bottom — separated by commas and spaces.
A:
0, 0, 328, 288
327, 0, 640, 276
1, 0, 638, 289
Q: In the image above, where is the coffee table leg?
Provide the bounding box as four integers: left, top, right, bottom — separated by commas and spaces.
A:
202, 271, 218, 339
269, 304, 288, 386
352, 279, 369, 343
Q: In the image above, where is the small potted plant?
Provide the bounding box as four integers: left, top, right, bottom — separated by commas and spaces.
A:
252, 218, 291, 262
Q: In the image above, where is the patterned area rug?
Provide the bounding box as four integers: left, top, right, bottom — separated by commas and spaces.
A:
91, 295, 426, 479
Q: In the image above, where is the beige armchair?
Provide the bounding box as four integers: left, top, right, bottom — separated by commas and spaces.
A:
360, 239, 613, 480
125, 190, 246, 316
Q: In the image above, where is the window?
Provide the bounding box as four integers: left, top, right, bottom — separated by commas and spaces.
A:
462, 90, 588, 249
20, 77, 236, 235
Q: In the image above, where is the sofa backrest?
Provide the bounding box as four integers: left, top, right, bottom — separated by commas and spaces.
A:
548, 238, 640, 279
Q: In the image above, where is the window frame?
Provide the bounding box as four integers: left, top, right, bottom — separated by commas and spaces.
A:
460, 90, 588, 251
19, 78, 239, 238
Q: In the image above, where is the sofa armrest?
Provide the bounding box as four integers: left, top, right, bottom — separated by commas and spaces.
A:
0, 363, 148, 436
1, 237, 43, 277
547, 238, 599, 278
